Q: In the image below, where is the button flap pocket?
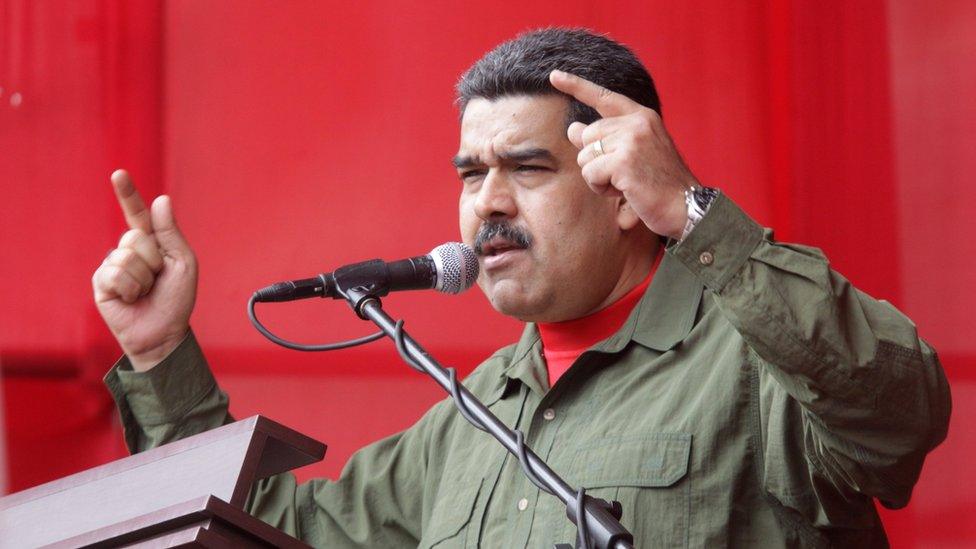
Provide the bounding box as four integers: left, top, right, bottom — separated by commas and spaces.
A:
570, 433, 691, 488
423, 477, 484, 547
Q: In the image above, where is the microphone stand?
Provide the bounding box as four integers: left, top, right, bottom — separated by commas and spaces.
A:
340, 283, 635, 549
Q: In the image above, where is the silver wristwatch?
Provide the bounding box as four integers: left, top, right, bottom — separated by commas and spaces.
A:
680, 185, 719, 241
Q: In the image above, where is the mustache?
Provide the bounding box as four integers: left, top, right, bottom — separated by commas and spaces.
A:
473, 221, 533, 256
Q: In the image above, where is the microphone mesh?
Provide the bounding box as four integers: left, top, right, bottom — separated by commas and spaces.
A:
431, 242, 479, 294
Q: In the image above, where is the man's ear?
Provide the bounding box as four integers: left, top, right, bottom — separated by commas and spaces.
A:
616, 197, 642, 231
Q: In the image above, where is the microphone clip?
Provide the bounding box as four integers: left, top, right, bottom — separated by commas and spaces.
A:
332, 259, 395, 318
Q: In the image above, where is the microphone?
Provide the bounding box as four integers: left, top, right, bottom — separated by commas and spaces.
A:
253, 242, 479, 303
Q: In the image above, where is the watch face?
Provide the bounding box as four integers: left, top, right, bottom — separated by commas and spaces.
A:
695, 187, 718, 209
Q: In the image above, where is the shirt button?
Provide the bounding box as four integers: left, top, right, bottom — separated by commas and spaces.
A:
543, 408, 556, 421
517, 497, 529, 511
699, 251, 714, 265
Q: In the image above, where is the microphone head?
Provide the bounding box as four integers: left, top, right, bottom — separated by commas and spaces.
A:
430, 242, 479, 294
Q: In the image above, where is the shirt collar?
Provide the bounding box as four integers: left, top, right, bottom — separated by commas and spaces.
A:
598, 250, 704, 353
497, 327, 547, 397
496, 250, 704, 392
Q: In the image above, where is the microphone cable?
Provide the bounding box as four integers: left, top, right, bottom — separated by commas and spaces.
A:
247, 293, 384, 351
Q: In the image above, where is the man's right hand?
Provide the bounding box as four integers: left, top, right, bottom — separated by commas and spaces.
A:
92, 169, 198, 372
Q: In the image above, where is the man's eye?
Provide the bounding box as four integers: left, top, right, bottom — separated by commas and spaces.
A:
459, 170, 485, 181
516, 165, 546, 172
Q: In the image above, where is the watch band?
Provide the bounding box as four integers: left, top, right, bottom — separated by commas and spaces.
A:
680, 185, 719, 241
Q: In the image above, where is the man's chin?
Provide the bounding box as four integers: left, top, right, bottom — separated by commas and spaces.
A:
482, 281, 548, 321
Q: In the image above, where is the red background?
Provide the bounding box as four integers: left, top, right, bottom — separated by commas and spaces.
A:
1, 1, 974, 545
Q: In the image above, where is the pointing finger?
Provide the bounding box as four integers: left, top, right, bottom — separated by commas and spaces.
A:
549, 70, 641, 118
111, 169, 153, 234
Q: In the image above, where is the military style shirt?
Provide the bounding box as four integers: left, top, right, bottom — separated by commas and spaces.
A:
105, 194, 950, 548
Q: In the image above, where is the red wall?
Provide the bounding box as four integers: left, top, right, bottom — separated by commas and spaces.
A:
2, 1, 974, 544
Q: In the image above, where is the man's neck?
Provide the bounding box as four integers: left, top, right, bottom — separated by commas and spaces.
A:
581, 240, 661, 318
537, 245, 664, 386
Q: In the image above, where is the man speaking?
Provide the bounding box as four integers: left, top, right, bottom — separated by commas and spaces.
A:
93, 28, 950, 547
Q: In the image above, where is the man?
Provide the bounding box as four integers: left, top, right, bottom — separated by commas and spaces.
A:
94, 29, 949, 547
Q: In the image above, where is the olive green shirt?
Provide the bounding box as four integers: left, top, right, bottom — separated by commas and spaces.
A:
104, 194, 950, 548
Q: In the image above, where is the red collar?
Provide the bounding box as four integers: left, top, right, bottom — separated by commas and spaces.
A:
538, 248, 663, 355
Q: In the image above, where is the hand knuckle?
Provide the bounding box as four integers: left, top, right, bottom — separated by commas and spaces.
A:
581, 163, 593, 180
173, 255, 197, 274
115, 269, 132, 289
99, 263, 116, 281
125, 229, 153, 249
107, 267, 123, 287
634, 115, 654, 135
124, 275, 140, 294
103, 249, 121, 266
119, 247, 138, 262
108, 249, 132, 269
119, 229, 139, 247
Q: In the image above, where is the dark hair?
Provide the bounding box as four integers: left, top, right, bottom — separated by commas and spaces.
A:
456, 27, 661, 124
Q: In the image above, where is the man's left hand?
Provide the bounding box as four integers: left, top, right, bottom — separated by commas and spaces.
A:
549, 70, 699, 240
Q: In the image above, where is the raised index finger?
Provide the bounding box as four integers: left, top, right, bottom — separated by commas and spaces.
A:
111, 169, 153, 234
549, 70, 641, 118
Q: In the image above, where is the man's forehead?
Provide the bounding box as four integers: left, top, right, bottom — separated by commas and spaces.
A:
456, 95, 568, 163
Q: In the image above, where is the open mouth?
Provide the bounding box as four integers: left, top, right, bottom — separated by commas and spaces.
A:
478, 237, 527, 271
480, 237, 524, 257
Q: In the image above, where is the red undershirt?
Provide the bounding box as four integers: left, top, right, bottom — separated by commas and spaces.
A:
537, 248, 664, 388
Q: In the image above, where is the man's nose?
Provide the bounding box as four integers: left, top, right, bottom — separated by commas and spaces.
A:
473, 170, 517, 221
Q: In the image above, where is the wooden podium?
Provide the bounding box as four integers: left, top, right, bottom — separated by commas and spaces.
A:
0, 416, 326, 548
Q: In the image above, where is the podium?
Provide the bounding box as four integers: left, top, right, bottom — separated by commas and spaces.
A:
0, 416, 326, 548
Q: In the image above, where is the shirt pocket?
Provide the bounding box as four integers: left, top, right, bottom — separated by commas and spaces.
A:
420, 477, 485, 549
569, 433, 692, 549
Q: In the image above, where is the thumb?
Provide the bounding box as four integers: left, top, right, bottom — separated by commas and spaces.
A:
150, 195, 192, 257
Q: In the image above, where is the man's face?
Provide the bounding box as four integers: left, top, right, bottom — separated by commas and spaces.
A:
455, 94, 630, 322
